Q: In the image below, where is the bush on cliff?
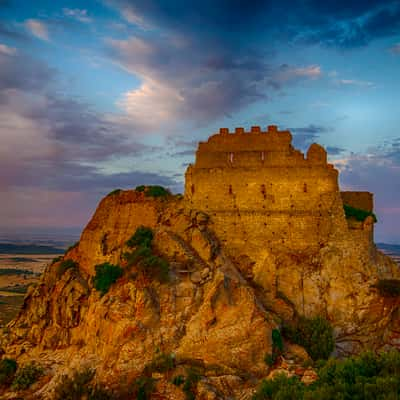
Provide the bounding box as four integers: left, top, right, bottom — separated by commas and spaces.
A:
126, 226, 154, 248
0, 358, 17, 386
11, 362, 43, 390
282, 316, 334, 361
265, 329, 284, 367
135, 185, 171, 198
93, 263, 123, 296
372, 279, 400, 297
107, 189, 121, 196
54, 368, 112, 400
124, 226, 170, 283
253, 351, 400, 400
343, 204, 377, 223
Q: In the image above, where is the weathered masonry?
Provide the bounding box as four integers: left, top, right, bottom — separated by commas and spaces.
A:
185, 125, 374, 257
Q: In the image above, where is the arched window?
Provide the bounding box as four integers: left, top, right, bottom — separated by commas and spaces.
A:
191, 184, 195, 195
229, 152, 234, 163
303, 183, 307, 193
229, 185, 233, 194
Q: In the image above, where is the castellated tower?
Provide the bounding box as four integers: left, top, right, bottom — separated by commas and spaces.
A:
185, 125, 374, 260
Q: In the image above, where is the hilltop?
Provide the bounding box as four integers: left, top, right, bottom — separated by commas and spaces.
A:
0, 126, 399, 399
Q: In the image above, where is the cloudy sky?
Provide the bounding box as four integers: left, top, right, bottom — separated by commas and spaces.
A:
0, 0, 399, 243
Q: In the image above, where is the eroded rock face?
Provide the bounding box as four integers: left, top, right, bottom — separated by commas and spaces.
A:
1, 190, 399, 399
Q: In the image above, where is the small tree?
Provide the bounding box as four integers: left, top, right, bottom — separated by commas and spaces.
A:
93, 263, 123, 296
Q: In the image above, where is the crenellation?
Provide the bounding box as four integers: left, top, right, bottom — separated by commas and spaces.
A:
185, 124, 375, 259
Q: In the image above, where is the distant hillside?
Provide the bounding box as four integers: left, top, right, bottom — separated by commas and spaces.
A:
0, 243, 64, 255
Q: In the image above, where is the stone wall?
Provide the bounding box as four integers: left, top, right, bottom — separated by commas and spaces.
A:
185, 125, 374, 260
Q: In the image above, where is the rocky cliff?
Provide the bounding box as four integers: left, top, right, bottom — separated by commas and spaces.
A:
0, 188, 399, 399
1, 128, 400, 399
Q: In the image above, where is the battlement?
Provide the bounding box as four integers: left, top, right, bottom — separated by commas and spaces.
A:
217, 125, 286, 135
194, 125, 328, 169
184, 124, 374, 255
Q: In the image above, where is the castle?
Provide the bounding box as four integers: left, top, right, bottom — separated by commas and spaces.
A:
185, 125, 374, 261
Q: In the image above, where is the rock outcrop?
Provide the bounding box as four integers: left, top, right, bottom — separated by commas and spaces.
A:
1, 126, 399, 399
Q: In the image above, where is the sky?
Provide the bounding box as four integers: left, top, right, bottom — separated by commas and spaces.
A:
0, 0, 399, 243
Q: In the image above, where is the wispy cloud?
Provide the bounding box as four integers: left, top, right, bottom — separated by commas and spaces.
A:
25, 19, 49, 41
0, 43, 16, 55
62, 8, 92, 23
335, 79, 375, 88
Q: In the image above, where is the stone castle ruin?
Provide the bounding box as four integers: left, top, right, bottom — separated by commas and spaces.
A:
185, 125, 374, 263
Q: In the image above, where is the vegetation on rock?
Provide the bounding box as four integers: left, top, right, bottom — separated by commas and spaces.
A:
182, 368, 200, 400
372, 279, 400, 297
282, 316, 334, 361
0, 358, 17, 386
126, 226, 154, 248
253, 351, 400, 399
107, 189, 122, 196
93, 263, 123, 296
54, 368, 112, 400
124, 226, 169, 283
11, 362, 43, 390
131, 376, 156, 400
343, 204, 377, 223
265, 328, 284, 366
135, 185, 171, 198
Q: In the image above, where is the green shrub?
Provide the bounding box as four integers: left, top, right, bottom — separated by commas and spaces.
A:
182, 368, 200, 400
124, 227, 169, 283
343, 204, 377, 223
172, 375, 185, 386
253, 374, 304, 400
265, 329, 284, 367
0, 358, 17, 386
54, 368, 95, 400
107, 189, 122, 196
282, 316, 334, 361
11, 362, 43, 390
126, 226, 154, 249
253, 351, 400, 400
93, 263, 123, 296
54, 368, 112, 400
57, 259, 78, 277
135, 185, 170, 198
146, 185, 170, 197
131, 376, 155, 400
372, 279, 400, 297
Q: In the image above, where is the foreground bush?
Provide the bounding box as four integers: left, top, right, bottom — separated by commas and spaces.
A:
11, 362, 43, 390
283, 316, 334, 361
93, 263, 123, 296
253, 351, 400, 400
0, 358, 17, 386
